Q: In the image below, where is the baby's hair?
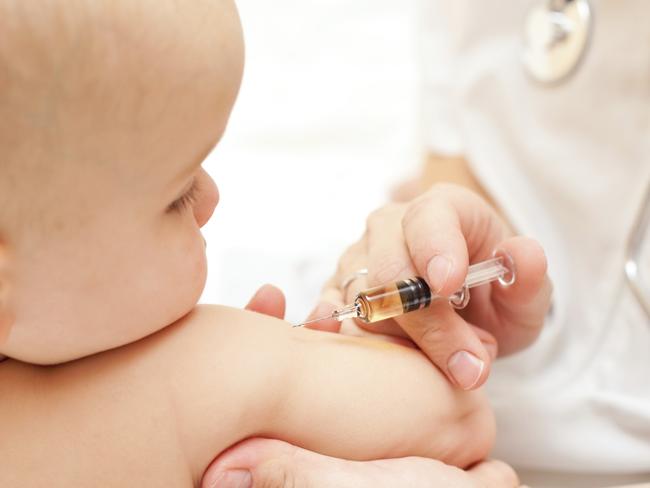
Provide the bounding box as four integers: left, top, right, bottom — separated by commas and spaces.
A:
0, 1, 118, 193
0, 0, 231, 236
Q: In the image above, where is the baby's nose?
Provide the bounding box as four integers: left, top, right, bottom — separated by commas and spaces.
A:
194, 168, 219, 228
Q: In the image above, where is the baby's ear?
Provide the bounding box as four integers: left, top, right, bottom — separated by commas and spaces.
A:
0, 241, 15, 346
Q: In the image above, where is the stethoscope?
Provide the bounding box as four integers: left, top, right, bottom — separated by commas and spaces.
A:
625, 184, 650, 319
523, 0, 650, 319
522, 0, 592, 84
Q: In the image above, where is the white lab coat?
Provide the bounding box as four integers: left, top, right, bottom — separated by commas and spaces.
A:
419, 0, 650, 476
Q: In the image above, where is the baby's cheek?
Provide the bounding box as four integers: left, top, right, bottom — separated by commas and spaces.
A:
132, 224, 208, 340
170, 231, 208, 309
186, 236, 208, 298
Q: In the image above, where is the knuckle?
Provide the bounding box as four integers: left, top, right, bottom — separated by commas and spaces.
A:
334, 257, 348, 279
401, 194, 431, 226
365, 203, 404, 230
365, 207, 386, 230
257, 458, 301, 488
421, 182, 458, 204
426, 182, 471, 201
422, 182, 486, 212
483, 460, 519, 486
417, 322, 446, 351
401, 193, 450, 246
336, 241, 365, 277
426, 181, 454, 196
405, 234, 436, 264
399, 308, 449, 349
369, 257, 409, 286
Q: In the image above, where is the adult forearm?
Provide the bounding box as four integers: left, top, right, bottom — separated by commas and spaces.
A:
421, 153, 490, 200
393, 153, 494, 206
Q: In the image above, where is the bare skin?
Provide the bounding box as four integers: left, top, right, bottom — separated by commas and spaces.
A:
0, 305, 495, 487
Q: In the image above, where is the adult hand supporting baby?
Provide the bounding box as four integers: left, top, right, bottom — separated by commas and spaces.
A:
201, 438, 521, 488
308, 183, 552, 390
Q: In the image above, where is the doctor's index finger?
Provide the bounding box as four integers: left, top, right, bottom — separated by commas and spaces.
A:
395, 302, 494, 390
364, 203, 417, 286
401, 184, 508, 297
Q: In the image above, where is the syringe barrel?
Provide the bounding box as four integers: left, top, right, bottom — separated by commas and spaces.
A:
356, 277, 432, 323
352, 255, 514, 324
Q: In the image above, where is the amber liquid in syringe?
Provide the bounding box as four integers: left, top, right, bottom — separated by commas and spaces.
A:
355, 277, 433, 322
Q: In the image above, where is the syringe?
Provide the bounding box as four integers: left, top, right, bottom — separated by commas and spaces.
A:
294, 253, 515, 327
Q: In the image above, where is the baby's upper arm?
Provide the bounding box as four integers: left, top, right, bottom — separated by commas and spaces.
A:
120, 304, 494, 478
0, 305, 294, 487
0, 305, 494, 487
1, 306, 303, 487
167, 306, 494, 472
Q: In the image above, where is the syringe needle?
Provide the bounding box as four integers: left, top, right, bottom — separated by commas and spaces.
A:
293, 315, 331, 328
293, 303, 360, 328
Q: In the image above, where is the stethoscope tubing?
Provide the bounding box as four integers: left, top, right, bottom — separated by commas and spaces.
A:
625, 181, 650, 319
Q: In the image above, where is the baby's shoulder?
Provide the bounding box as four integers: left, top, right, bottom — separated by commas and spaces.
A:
0, 305, 293, 486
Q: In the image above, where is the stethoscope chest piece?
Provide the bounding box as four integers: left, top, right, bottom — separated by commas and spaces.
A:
522, 0, 592, 84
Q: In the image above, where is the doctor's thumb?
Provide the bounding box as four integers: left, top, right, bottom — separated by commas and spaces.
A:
201, 438, 355, 488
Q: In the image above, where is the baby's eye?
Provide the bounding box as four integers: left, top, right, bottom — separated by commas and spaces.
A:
167, 179, 199, 213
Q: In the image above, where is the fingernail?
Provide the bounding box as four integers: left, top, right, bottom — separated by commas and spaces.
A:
427, 255, 452, 294
447, 350, 485, 390
482, 341, 498, 361
212, 469, 252, 488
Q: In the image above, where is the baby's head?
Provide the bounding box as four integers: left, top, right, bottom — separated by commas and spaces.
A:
0, 0, 244, 364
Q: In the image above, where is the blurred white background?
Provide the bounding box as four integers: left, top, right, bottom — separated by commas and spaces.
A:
201, 0, 421, 322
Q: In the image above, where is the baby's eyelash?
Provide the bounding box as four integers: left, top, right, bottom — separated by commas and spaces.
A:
167, 179, 199, 213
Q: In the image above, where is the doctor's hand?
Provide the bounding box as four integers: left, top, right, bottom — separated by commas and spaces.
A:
308, 183, 552, 390
201, 438, 521, 488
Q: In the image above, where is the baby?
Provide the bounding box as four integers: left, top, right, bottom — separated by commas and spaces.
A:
0, 1, 495, 486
